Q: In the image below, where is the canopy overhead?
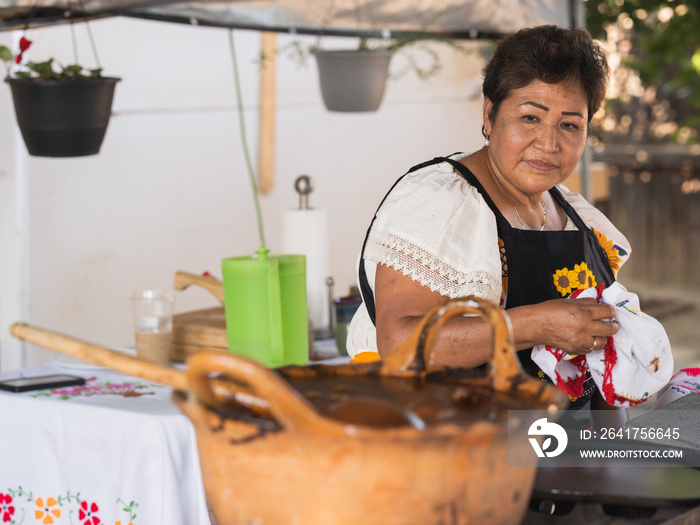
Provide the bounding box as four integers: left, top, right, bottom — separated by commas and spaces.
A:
0, 0, 577, 37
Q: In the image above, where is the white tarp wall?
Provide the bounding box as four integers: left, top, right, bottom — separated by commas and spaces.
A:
0, 0, 572, 35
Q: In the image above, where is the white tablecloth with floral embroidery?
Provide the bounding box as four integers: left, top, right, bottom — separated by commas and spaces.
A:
0, 361, 212, 525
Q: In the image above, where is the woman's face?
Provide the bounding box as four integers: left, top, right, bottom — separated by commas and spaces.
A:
483, 79, 588, 196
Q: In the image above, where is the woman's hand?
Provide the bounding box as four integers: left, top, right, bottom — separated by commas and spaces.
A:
511, 297, 620, 356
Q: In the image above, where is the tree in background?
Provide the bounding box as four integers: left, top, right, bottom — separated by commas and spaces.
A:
586, 0, 699, 145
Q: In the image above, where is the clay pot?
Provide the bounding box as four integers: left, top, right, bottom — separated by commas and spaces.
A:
177, 296, 566, 524
11, 296, 567, 524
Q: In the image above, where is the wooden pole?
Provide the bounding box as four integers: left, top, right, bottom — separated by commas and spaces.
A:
257, 32, 277, 195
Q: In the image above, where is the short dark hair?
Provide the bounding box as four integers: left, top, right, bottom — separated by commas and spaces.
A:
482, 25, 610, 123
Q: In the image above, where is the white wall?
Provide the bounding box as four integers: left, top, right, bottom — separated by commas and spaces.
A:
0, 30, 26, 371
0, 17, 486, 369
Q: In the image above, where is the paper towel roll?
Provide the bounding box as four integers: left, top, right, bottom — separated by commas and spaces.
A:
282, 208, 331, 333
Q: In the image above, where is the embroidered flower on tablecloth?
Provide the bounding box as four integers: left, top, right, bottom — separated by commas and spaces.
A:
592, 228, 626, 275
79, 500, 101, 525
33, 378, 157, 399
35, 497, 61, 524
0, 493, 15, 522
2, 489, 139, 525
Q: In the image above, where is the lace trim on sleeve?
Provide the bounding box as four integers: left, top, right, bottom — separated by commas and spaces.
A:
365, 231, 502, 304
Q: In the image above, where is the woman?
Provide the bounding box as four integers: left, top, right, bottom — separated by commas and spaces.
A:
347, 25, 632, 414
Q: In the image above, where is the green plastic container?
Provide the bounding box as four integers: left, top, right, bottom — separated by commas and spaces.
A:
221, 252, 308, 367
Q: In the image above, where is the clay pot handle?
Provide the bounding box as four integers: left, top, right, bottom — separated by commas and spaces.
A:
381, 296, 523, 393
173, 271, 225, 304
187, 351, 346, 437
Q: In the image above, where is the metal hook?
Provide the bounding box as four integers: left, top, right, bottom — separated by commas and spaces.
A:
294, 175, 314, 210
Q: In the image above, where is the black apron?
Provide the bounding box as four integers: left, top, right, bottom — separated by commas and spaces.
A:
358, 155, 615, 410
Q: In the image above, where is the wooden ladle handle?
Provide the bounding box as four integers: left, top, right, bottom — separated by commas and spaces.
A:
8, 323, 270, 417
10, 322, 189, 389
173, 271, 225, 304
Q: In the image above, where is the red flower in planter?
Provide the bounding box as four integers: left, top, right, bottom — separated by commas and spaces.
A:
19, 36, 32, 51
78, 500, 101, 525
15, 36, 32, 64
0, 493, 15, 522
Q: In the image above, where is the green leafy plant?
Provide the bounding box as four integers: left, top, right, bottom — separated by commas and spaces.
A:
281, 34, 478, 81
1, 37, 103, 80
0, 45, 11, 64
274, 8, 481, 81
13, 59, 103, 80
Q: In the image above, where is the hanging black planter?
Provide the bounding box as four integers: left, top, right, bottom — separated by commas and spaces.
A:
6, 76, 120, 157
313, 50, 393, 112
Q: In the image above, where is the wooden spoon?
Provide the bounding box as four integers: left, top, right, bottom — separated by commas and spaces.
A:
10, 323, 424, 429
9, 323, 269, 416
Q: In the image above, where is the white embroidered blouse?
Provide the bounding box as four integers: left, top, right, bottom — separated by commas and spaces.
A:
346, 153, 632, 357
